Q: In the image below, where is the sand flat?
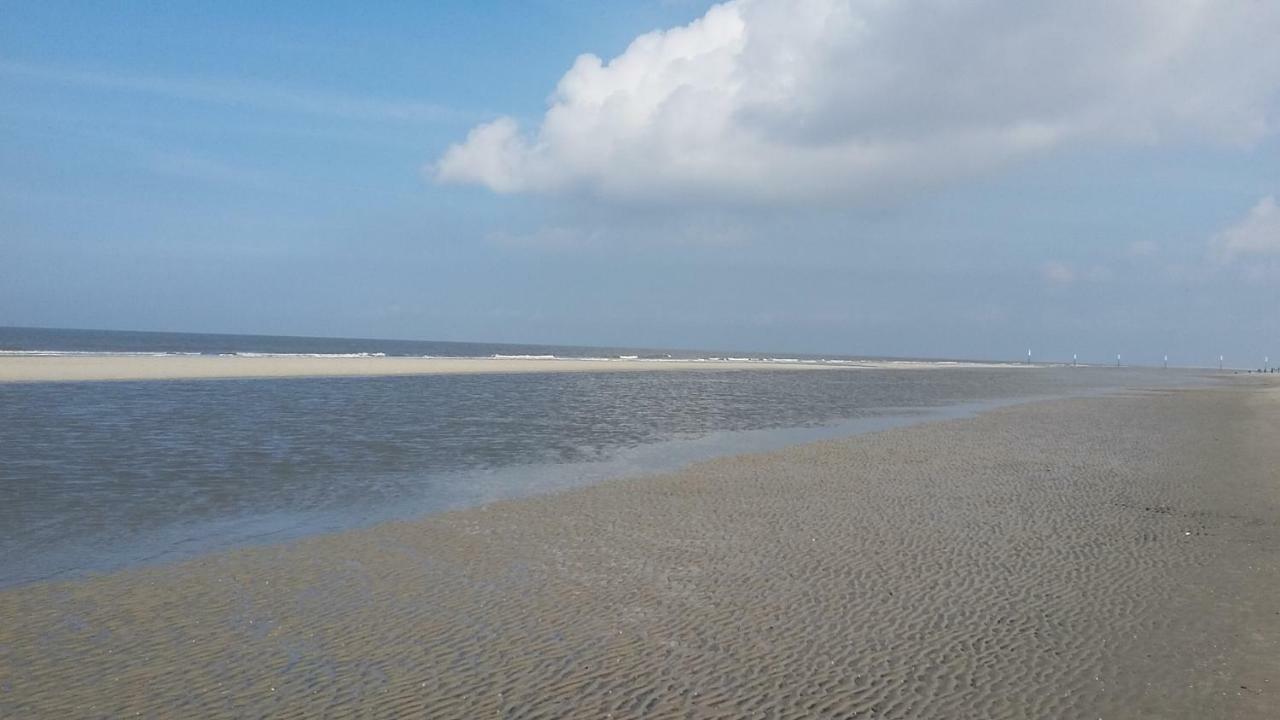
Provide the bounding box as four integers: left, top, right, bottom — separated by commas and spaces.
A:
1, 380, 1277, 718
0, 354, 1000, 383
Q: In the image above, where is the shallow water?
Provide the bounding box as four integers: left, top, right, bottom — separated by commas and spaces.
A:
0, 366, 1205, 586
4, 381, 1272, 720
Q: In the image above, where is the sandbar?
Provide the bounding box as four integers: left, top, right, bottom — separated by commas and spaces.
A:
0, 354, 1013, 383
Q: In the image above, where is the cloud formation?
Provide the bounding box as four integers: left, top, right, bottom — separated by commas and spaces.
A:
1211, 196, 1280, 263
435, 0, 1280, 205
1042, 261, 1076, 286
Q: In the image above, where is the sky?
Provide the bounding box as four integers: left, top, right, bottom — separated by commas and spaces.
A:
2, 0, 1278, 365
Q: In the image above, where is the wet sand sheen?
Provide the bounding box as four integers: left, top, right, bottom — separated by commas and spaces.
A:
1, 381, 1278, 718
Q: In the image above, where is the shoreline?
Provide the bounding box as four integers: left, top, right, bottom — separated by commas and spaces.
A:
0, 353, 1027, 383
2, 379, 1276, 717
3, 394, 1042, 589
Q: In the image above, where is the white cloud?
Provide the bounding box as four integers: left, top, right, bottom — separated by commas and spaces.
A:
1042, 261, 1076, 286
435, 0, 1280, 205
1040, 261, 1115, 287
1211, 196, 1280, 262
1085, 265, 1114, 283
1126, 240, 1159, 258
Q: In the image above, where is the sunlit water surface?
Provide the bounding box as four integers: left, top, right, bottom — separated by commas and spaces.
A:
0, 366, 1208, 586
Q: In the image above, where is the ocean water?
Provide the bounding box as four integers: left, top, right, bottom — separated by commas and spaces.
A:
0, 325, 996, 364
0, 328, 1208, 587
0, 326, 830, 361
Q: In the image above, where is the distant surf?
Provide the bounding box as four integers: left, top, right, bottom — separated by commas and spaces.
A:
0, 325, 1017, 366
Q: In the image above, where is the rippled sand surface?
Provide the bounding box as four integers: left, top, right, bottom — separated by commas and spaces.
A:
2, 380, 1278, 718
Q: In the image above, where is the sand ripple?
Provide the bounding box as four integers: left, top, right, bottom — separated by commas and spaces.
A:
2, 381, 1279, 717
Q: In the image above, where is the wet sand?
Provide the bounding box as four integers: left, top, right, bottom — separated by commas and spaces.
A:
0, 355, 1007, 383
1, 380, 1277, 718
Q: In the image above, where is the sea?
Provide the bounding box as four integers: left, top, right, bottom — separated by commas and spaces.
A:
0, 326, 1210, 587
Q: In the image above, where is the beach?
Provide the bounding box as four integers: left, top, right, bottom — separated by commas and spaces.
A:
0, 354, 1019, 384
1, 378, 1277, 717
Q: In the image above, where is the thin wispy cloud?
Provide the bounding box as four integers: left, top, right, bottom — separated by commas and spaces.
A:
144, 150, 284, 193
1042, 261, 1076, 286
1126, 240, 1159, 259
1211, 196, 1280, 263
0, 59, 459, 124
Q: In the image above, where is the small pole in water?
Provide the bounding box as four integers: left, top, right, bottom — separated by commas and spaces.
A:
1116, 353, 1121, 368
1164, 354, 1168, 370
1027, 348, 1032, 365
1072, 352, 1077, 367
1220, 354, 1224, 370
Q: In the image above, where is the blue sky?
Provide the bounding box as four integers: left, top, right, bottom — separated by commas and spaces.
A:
2, 1, 1278, 365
